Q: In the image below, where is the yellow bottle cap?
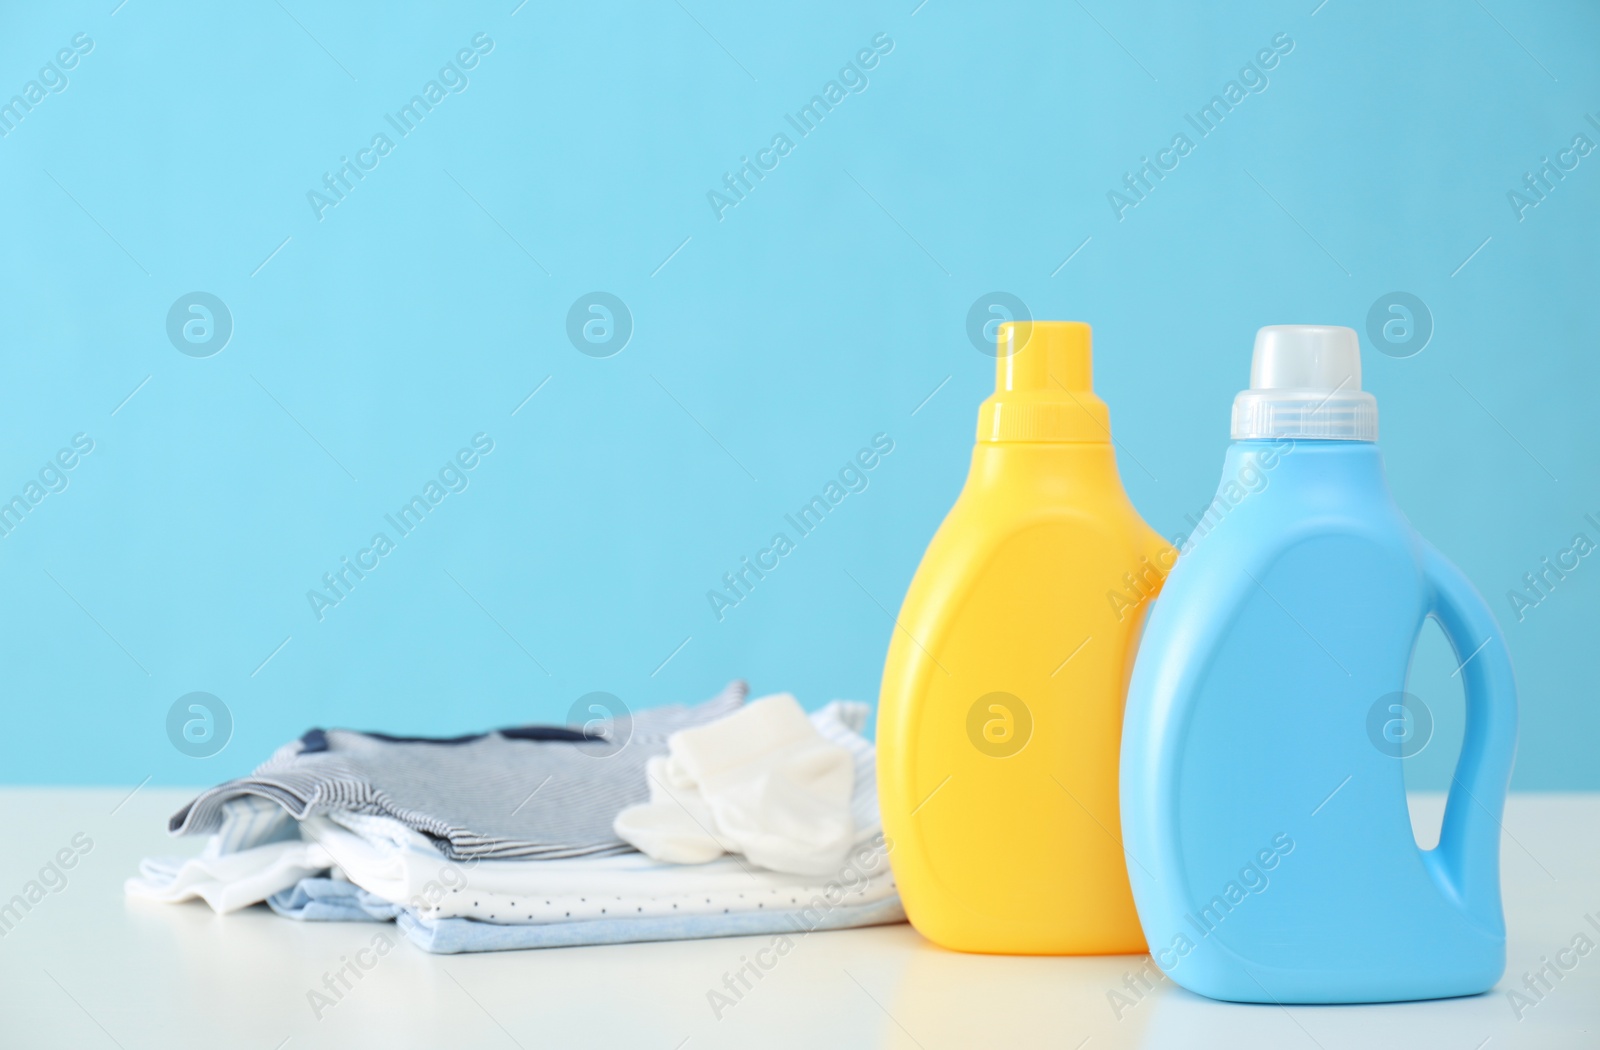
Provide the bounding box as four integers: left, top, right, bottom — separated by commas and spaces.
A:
976, 321, 1111, 442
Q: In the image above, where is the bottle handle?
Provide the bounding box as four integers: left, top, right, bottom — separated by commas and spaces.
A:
1420, 543, 1517, 929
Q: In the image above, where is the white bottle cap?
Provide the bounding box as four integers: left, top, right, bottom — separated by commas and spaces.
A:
1230, 325, 1378, 441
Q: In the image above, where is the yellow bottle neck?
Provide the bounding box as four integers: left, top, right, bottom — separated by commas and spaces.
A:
979, 321, 1110, 442
975, 393, 1111, 443
965, 440, 1124, 493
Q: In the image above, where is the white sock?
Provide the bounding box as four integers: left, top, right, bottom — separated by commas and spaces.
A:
614, 694, 855, 875
611, 756, 727, 865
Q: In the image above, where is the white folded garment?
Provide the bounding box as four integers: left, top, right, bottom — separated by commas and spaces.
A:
613, 693, 856, 875
299, 812, 895, 925
124, 839, 332, 914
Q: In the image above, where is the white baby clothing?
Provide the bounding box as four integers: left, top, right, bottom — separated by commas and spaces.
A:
613, 694, 856, 875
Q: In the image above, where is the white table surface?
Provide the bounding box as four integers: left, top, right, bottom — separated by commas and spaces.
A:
0, 788, 1595, 1049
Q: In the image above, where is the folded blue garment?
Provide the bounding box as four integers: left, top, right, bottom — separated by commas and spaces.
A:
268, 877, 906, 954
268, 877, 398, 923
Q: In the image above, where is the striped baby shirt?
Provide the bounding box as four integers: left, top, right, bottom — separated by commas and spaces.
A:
168, 682, 747, 861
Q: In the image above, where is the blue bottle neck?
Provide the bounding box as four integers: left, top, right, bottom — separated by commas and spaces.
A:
1225, 438, 1388, 486
1205, 439, 1397, 531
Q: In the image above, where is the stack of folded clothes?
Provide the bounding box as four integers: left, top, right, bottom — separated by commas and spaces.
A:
127, 682, 903, 953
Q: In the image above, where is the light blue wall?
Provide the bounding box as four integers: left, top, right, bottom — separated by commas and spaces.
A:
0, 1, 1594, 788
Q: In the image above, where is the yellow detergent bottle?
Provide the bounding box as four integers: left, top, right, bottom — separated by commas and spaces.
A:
877, 320, 1172, 955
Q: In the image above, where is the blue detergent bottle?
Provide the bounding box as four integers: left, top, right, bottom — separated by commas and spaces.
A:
1121, 325, 1518, 1004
